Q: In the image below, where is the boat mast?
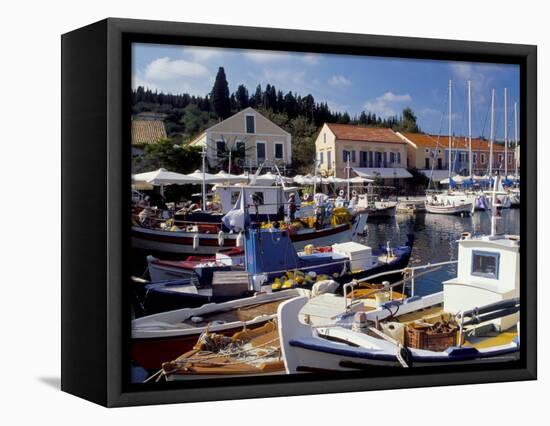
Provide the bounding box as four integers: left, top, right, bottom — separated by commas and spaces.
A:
504, 87, 508, 178
489, 89, 495, 178
514, 101, 519, 179
201, 144, 207, 210
468, 80, 472, 178
448, 79, 452, 179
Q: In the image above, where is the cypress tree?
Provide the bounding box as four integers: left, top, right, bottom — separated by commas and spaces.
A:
211, 67, 231, 119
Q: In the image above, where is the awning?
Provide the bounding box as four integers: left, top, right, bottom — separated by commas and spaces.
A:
420, 170, 455, 183
353, 167, 412, 179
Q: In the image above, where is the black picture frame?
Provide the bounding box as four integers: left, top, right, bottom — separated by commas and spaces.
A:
61, 17, 537, 407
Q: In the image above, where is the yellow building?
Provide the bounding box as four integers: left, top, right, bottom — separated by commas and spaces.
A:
315, 123, 411, 180
189, 107, 291, 169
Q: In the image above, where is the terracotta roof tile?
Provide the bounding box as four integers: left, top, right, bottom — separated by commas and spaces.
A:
131, 120, 167, 146
327, 123, 404, 144
400, 132, 508, 151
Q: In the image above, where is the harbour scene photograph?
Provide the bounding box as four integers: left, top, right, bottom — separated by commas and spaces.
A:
129, 43, 521, 383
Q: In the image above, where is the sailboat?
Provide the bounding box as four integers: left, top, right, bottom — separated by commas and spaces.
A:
278, 177, 520, 372
425, 80, 474, 215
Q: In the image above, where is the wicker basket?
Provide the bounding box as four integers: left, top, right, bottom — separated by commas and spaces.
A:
406, 323, 458, 352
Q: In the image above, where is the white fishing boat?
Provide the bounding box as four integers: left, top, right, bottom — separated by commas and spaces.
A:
425, 199, 473, 215
279, 178, 520, 372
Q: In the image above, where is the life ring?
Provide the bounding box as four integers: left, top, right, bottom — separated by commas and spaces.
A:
339, 189, 345, 197
352, 190, 358, 196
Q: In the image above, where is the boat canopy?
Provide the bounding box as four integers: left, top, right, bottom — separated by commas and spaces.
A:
132, 168, 202, 185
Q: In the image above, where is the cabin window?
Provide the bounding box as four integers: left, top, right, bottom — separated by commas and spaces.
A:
216, 140, 226, 158
251, 192, 264, 205
274, 143, 284, 160
246, 115, 255, 133
471, 251, 500, 279
231, 191, 241, 204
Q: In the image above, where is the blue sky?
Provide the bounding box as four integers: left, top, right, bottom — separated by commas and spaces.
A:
132, 43, 520, 138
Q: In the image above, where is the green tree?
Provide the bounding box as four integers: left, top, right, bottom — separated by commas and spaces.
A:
397, 107, 420, 133
211, 67, 231, 119
141, 139, 202, 173
235, 84, 249, 110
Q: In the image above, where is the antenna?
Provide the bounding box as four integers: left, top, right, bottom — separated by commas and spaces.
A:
504, 88, 508, 178
468, 80, 472, 178
448, 80, 452, 179
514, 101, 519, 179
489, 89, 495, 178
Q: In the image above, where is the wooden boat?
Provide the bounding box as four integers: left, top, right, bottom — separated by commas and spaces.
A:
278, 228, 520, 372
131, 288, 307, 371
160, 321, 284, 380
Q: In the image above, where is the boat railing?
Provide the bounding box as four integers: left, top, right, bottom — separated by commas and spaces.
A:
342, 260, 458, 312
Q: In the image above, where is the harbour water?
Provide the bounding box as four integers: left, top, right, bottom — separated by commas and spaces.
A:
357, 209, 520, 296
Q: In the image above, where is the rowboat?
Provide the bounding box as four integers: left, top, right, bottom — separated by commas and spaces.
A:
159, 321, 284, 380
131, 288, 307, 371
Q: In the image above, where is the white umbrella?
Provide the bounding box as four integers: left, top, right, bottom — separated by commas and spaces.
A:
211, 170, 249, 184
254, 171, 291, 186
132, 168, 201, 185
185, 169, 219, 183
348, 176, 373, 184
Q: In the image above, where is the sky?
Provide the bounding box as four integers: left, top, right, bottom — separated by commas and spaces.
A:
132, 43, 520, 139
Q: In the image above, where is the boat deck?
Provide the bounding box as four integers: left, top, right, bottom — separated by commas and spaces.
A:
180, 299, 285, 326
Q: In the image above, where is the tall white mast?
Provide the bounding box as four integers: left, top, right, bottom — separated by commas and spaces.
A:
504, 88, 508, 178
448, 79, 452, 179
514, 101, 519, 179
468, 80, 472, 178
489, 89, 495, 178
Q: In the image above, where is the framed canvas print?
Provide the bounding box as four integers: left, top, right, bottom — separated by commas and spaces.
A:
61, 18, 537, 407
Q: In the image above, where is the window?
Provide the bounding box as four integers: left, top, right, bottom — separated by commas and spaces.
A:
256, 142, 266, 163
274, 143, 284, 160
319, 152, 324, 165
235, 140, 245, 156
245, 115, 255, 133
425, 158, 430, 169
343, 150, 349, 162
396, 152, 401, 164
323, 133, 327, 144
425, 148, 430, 153
327, 150, 332, 169
498, 154, 504, 164
508, 155, 513, 164
471, 251, 500, 279
437, 158, 443, 169
216, 140, 226, 158
351, 150, 356, 163
473, 153, 477, 163
368, 151, 373, 167
383, 152, 388, 167
389, 152, 395, 164
480, 153, 486, 164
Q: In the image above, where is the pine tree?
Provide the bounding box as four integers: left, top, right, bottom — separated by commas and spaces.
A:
211, 67, 231, 119
235, 84, 249, 110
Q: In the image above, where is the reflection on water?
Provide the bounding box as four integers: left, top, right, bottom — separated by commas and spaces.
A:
356, 209, 520, 296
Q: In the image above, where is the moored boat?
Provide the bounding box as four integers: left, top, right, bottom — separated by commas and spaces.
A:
425, 201, 473, 215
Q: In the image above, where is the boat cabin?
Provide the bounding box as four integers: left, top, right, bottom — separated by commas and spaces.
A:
216, 185, 300, 216
443, 233, 520, 331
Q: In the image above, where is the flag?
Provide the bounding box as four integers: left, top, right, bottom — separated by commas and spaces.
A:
221, 190, 249, 232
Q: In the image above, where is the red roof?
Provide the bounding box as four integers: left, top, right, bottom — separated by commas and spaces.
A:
327, 124, 404, 144
400, 132, 508, 151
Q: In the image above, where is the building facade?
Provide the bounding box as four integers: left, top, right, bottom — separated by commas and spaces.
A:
189, 107, 291, 170
398, 132, 518, 180
315, 123, 410, 179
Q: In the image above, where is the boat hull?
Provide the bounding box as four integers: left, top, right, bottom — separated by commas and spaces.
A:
132, 223, 352, 256
425, 203, 473, 215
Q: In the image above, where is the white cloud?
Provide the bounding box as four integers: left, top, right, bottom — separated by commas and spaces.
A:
243, 50, 289, 63
183, 46, 226, 62
302, 53, 321, 65
363, 92, 412, 117
144, 57, 210, 81
328, 75, 351, 87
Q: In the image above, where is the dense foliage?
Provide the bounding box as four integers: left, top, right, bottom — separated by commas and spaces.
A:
132, 67, 421, 174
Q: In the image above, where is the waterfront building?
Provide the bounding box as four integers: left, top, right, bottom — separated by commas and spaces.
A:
189, 107, 292, 170
397, 132, 518, 182
314, 123, 411, 182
